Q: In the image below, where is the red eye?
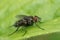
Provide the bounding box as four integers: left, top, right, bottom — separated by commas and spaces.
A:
33, 17, 38, 22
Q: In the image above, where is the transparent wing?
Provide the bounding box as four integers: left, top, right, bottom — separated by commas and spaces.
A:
16, 15, 28, 19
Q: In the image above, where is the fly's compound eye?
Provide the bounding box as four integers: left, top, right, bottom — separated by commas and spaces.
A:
33, 17, 38, 22
33, 16, 41, 22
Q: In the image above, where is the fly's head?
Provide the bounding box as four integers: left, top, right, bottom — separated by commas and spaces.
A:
33, 16, 41, 22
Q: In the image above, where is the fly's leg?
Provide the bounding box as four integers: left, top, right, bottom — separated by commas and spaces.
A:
37, 25, 45, 30
22, 30, 27, 36
35, 23, 45, 30
21, 27, 27, 36
37, 17, 45, 30
8, 27, 20, 36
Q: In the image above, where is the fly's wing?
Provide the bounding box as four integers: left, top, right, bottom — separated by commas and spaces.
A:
15, 15, 28, 21
16, 15, 28, 19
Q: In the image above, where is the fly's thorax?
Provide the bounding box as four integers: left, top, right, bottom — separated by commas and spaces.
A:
22, 19, 27, 25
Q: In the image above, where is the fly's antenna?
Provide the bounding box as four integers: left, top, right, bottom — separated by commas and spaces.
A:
8, 27, 19, 36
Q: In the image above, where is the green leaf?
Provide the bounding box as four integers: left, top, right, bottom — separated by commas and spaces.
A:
0, 0, 60, 40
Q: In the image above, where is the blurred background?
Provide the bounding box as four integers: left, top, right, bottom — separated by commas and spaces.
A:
0, 0, 60, 40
